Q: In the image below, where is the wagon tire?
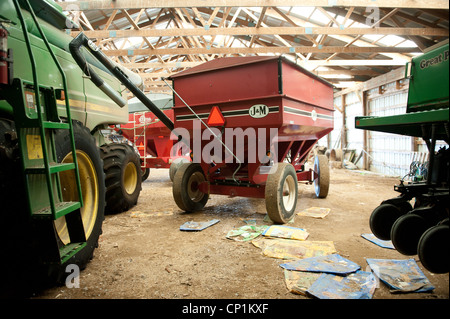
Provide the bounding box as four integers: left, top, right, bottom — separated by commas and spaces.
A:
142, 168, 150, 181
313, 155, 329, 198
265, 163, 298, 224
173, 163, 208, 212
169, 157, 190, 182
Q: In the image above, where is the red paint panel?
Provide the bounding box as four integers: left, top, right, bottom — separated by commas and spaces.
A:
172, 58, 279, 107
281, 62, 334, 111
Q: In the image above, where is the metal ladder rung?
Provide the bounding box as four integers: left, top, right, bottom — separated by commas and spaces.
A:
32, 201, 81, 220
25, 162, 76, 174
60, 242, 87, 264
43, 121, 70, 129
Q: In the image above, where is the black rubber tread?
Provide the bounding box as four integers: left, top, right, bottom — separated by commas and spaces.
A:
142, 167, 150, 181
100, 143, 142, 214
53, 121, 106, 282
172, 162, 208, 212
314, 154, 330, 198
369, 203, 403, 240
390, 213, 428, 256
265, 163, 298, 224
169, 157, 190, 182
418, 224, 449, 274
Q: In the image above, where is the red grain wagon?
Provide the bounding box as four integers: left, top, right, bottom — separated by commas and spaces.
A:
169, 56, 334, 223
118, 95, 189, 181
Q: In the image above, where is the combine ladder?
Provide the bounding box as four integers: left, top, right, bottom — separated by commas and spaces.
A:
11, 0, 86, 265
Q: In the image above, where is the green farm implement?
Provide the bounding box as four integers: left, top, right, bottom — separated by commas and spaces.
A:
0, 0, 170, 294
356, 43, 449, 274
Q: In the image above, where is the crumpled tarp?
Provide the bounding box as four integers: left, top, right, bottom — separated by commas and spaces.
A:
361, 233, 395, 249
226, 225, 268, 241
366, 258, 435, 293
180, 219, 220, 231
280, 254, 361, 275
283, 270, 321, 295
307, 270, 377, 299
297, 207, 331, 219
262, 225, 309, 241
252, 238, 336, 260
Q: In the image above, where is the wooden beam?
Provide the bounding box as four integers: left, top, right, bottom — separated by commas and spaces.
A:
121, 62, 202, 68
316, 69, 380, 76
299, 60, 407, 68
139, 69, 379, 77
334, 66, 406, 96
100, 46, 420, 56
57, 1, 450, 10
120, 59, 406, 70
259, 7, 413, 61
74, 26, 449, 38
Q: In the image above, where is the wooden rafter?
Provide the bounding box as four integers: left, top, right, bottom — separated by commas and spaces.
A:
70, 25, 449, 39
58, 1, 449, 10
58, 1, 449, 93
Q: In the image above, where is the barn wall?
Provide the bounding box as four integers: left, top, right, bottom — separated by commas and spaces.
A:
328, 67, 435, 177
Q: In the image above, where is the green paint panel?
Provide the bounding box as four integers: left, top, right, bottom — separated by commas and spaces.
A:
406, 43, 449, 113
356, 43, 449, 138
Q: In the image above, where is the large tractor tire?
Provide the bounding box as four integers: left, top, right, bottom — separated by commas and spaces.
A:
100, 143, 142, 214
1, 119, 106, 295
0, 118, 32, 296
265, 163, 298, 224
54, 121, 106, 273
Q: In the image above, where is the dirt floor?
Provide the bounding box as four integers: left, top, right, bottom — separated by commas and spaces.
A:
34, 164, 449, 301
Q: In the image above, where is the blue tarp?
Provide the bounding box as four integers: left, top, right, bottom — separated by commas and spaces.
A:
307, 270, 377, 299
180, 219, 220, 231
366, 258, 435, 293
280, 254, 361, 275
361, 233, 395, 249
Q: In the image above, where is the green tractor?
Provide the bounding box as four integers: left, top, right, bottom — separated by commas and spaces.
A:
0, 0, 150, 294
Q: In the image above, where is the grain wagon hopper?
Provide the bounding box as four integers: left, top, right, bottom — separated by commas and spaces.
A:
169, 56, 334, 224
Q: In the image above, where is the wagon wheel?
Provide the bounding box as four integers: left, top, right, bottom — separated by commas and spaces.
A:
169, 157, 190, 182
313, 155, 330, 198
265, 163, 298, 224
142, 168, 150, 181
173, 163, 208, 212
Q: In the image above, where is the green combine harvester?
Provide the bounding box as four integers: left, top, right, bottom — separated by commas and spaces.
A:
356, 43, 449, 274
0, 0, 175, 295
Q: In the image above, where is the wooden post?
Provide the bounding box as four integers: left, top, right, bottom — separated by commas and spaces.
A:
341, 94, 347, 149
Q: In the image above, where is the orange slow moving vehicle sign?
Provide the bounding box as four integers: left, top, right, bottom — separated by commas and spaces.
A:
207, 106, 225, 126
